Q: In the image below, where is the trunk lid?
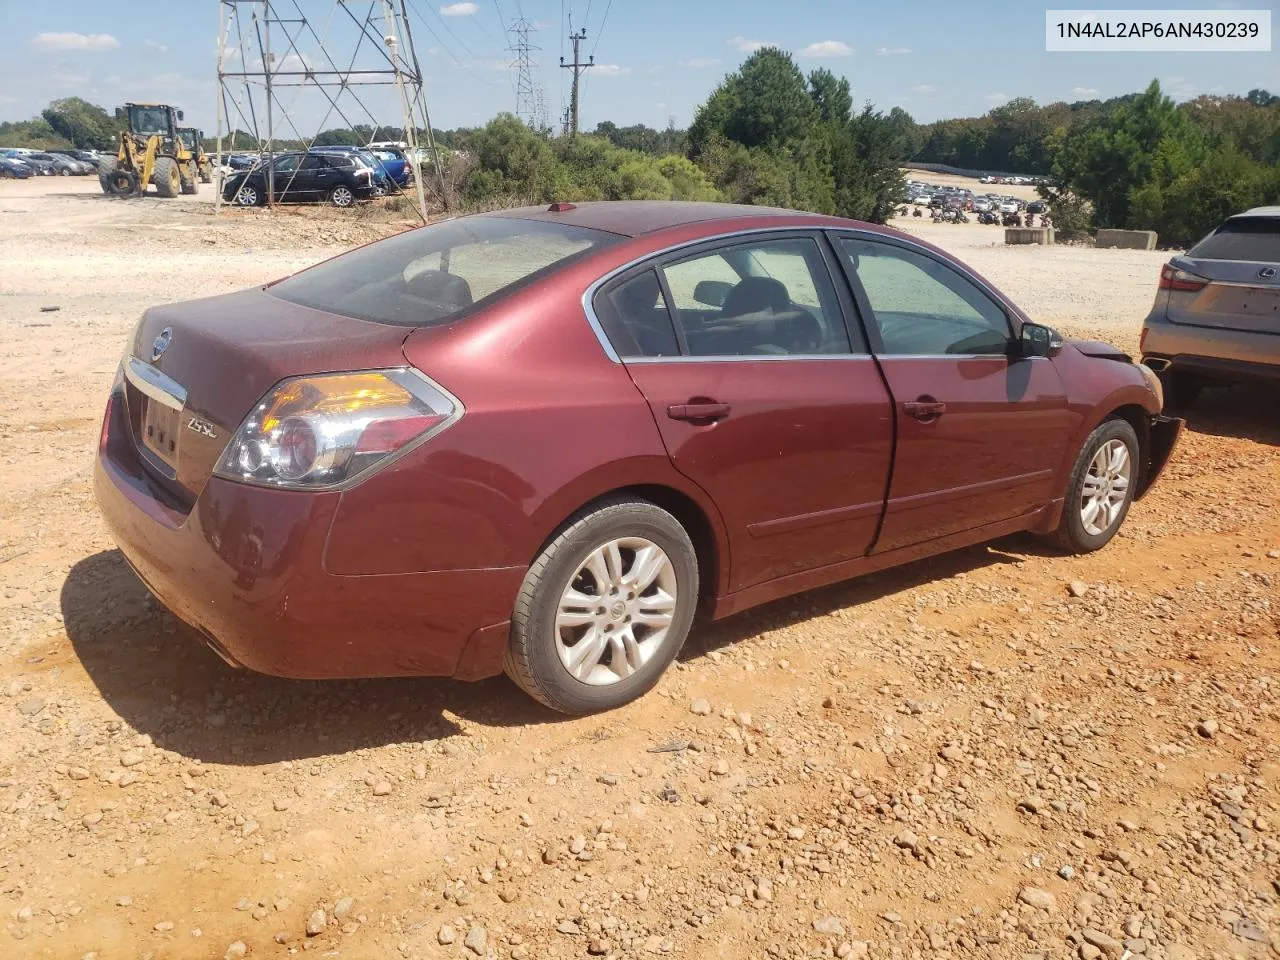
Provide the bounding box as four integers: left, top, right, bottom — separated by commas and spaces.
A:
1165, 215, 1280, 335
124, 287, 410, 502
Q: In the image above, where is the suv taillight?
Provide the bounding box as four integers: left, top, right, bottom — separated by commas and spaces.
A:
1159, 263, 1208, 292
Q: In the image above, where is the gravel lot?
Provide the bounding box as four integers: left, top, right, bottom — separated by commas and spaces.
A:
1, 177, 1278, 960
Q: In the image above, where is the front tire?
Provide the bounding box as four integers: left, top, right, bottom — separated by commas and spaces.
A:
152, 157, 180, 198
1045, 418, 1140, 554
97, 156, 117, 194
505, 498, 699, 715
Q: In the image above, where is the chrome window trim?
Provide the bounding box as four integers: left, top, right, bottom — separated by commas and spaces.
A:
580, 223, 1027, 364
624, 353, 875, 364
125, 357, 187, 411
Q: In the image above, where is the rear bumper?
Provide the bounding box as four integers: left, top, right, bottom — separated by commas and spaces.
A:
1142, 311, 1280, 383
93, 391, 524, 681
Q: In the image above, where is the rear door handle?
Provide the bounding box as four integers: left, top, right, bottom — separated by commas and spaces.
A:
903, 398, 947, 420
667, 402, 731, 422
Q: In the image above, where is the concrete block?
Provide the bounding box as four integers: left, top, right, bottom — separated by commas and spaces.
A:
1004, 227, 1055, 245
1095, 229, 1157, 250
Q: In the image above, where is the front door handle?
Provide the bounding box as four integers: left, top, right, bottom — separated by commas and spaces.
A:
903, 398, 947, 421
668, 402, 731, 422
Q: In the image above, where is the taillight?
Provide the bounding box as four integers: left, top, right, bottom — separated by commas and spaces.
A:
214, 368, 460, 490
1159, 263, 1208, 292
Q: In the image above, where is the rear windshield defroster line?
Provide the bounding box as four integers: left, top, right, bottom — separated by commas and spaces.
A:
269, 216, 621, 327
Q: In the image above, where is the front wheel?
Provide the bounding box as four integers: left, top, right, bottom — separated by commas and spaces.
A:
1045, 418, 1140, 554
505, 498, 699, 715
233, 184, 261, 206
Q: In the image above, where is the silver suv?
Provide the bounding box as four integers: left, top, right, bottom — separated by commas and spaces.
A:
1141, 207, 1280, 407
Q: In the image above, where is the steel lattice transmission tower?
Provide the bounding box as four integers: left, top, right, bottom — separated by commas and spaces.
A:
508, 18, 539, 129
215, 0, 445, 216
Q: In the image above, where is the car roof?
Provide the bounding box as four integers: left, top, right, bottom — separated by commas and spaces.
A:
489, 200, 851, 238
1232, 206, 1280, 219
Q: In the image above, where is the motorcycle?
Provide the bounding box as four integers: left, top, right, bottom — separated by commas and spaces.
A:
977, 210, 1000, 225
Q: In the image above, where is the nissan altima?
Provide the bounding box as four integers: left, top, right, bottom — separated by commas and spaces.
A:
95, 201, 1182, 714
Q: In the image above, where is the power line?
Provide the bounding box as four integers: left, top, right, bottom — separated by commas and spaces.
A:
402, 0, 497, 86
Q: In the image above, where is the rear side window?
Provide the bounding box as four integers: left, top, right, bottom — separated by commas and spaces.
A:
1189, 217, 1280, 262
595, 270, 680, 358
270, 216, 620, 327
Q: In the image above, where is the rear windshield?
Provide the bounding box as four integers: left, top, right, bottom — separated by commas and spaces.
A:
1189, 217, 1280, 262
269, 216, 619, 326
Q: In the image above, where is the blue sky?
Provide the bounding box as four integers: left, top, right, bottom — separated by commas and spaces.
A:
0, 0, 1274, 135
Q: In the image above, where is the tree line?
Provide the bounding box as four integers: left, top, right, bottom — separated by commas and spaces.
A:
6, 67, 1277, 246
915, 84, 1280, 244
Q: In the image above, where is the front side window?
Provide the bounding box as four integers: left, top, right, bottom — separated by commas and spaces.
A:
270, 215, 619, 327
272, 155, 300, 174
659, 238, 852, 357
838, 237, 1011, 356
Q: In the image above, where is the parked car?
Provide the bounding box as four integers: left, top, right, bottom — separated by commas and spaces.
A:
3, 151, 54, 175
1026, 201, 1047, 215
1140, 206, 1280, 406
0, 157, 32, 179
221, 151, 380, 206
94, 201, 1181, 714
369, 148, 412, 187
972, 198, 995, 213
51, 149, 102, 169
23, 151, 87, 175
310, 146, 395, 194
999, 199, 1021, 215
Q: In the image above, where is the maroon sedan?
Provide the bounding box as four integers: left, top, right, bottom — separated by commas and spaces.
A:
95, 202, 1182, 714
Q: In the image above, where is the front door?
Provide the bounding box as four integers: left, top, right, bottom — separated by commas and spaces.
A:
832, 233, 1071, 553
592, 234, 894, 591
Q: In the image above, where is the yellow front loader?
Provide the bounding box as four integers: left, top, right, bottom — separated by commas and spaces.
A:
99, 103, 199, 198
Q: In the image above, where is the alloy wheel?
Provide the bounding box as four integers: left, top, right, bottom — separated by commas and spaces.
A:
554, 537, 678, 686
1080, 438, 1131, 536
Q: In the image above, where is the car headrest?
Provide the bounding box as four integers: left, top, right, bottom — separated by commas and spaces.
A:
405, 269, 474, 310
721, 276, 790, 317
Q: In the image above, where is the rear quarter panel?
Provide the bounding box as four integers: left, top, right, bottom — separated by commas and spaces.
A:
325, 259, 731, 586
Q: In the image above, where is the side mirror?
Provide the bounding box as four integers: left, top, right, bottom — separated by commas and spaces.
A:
1019, 322, 1063, 358
693, 279, 732, 308
177, 110, 185, 121
114, 107, 124, 120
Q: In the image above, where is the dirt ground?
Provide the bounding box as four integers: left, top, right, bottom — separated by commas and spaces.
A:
1, 177, 1278, 960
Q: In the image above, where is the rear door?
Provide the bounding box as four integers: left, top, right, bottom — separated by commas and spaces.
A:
594, 233, 894, 591
832, 232, 1071, 553
1165, 216, 1280, 334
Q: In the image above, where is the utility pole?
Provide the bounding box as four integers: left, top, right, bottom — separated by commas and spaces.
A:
263, 0, 274, 206
559, 28, 593, 137
510, 18, 538, 129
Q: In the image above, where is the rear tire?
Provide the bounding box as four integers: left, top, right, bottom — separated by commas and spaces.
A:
505, 497, 699, 715
328, 184, 356, 207
152, 157, 180, 198
233, 183, 262, 206
1044, 418, 1140, 555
